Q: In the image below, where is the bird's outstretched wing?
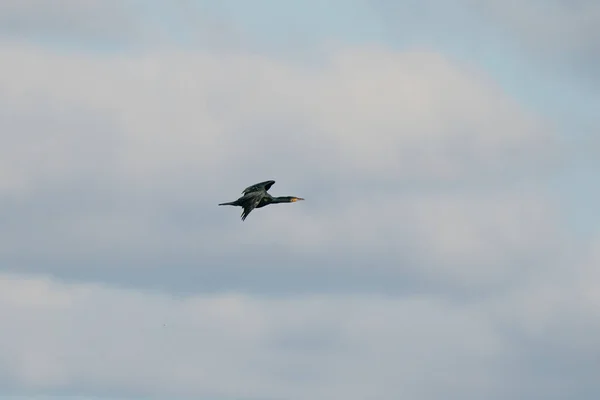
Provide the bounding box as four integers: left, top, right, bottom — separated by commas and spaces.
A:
240, 191, 266, 221
242, 180, 275, 195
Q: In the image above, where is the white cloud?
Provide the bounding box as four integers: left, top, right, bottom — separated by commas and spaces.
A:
0, 40, 563, 290
0, 41, 557, 191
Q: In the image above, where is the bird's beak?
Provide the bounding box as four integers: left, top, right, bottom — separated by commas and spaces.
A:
293, 197, 305, 202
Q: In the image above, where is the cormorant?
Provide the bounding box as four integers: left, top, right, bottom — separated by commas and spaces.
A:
218, 180, 304, 220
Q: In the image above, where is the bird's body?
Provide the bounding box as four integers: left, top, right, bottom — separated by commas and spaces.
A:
218, 180, 304, 220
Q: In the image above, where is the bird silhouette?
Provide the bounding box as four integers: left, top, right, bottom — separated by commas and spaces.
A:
218, 180, 304, 221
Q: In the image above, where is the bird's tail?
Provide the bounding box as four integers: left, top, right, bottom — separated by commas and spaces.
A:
218, 201, 236, 206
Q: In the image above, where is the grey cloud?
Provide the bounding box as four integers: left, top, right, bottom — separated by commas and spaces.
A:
0, 272, 598, 399
0, 0, 143, 42
0, 0, 253, 52
481, 239, 600, 399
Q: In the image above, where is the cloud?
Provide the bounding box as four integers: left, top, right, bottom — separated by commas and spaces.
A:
481, 236, 600, 399
0, 40, 561, 293
0, 42, 558, 187
0, 11, 596, 400
0, 272, 598, 399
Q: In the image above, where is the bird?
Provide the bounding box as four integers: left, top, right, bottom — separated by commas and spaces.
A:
218, 180, 304, 221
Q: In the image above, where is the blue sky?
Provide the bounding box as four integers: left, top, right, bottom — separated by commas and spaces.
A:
0, 1, 599, 399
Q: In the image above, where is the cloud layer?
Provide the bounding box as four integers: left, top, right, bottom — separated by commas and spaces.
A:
1, 264, 599, 399
0, 1, 597, 399
0, 41, 562, 293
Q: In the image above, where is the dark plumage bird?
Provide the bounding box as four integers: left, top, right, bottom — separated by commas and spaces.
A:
218, 180, 304, 221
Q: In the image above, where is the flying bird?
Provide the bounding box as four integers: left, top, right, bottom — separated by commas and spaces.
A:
218, 180, 304, 221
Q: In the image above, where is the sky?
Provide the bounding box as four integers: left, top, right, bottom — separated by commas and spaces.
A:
0, 0, 599, 399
